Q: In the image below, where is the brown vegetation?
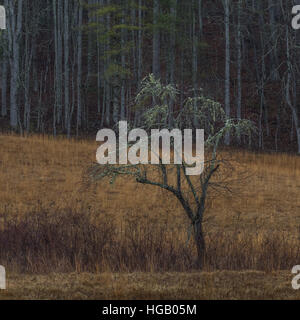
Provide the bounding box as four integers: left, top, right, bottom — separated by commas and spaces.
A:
1, 271, 300, 300
0, 134, 299, 299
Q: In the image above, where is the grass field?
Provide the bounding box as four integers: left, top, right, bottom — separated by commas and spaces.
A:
1, 271, 300, 300
0, 134, 299, 299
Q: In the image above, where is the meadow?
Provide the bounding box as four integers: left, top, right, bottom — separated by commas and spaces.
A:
0, 134, 299, 299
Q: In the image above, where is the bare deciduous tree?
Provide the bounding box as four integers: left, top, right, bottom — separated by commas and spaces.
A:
88, 75, 256, 268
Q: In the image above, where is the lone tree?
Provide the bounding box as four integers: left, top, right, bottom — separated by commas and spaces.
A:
89, 74, 255, 269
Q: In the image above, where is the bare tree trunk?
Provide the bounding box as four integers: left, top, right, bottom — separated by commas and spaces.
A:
192, 0, 198, 128
52, 0, 58, 135
76, 2, 83, 136
224, 0, 231, 145
258, 3, 267, 149
235, 0, 242, 144
5, 0, 23, 129
96, 0, 104, 118
120, 6, 126, 121
64, 0, 70, 133
57, 0, 63, 127
153, 0, 160, 79
198, 0, 203, 38
113, 87, 119, 124
236, 0, 242, 121
105, 0, 111, 126
23, 28, 33, 132
194, 220, 205, 269
134, 0, 143, 126
131, 3, 137, 86
1, 51, 8, 117
169, 0, 177, 128
53, 0, 63, 134
268, 0, 279, 81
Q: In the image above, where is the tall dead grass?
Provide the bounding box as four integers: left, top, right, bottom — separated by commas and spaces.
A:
0, 134, 299, 274
0, 207, 298, 274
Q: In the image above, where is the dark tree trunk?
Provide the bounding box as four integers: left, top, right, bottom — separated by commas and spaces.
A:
194, 220, 205, 269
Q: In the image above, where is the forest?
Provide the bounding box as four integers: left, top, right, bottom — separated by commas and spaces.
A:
0, 0, 300, 154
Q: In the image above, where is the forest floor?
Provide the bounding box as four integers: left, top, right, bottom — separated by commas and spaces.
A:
0, 134, 299, 300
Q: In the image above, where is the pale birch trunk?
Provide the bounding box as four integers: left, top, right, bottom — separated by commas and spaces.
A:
64, 0, 70, 132
5, 0, 23, 129
77, 2, 83, 136
224, 0, 231, 145
153, 0, 160, 79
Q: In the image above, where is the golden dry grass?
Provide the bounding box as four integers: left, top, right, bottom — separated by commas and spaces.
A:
0, 133, 299, 299
0, 133, 299, 231
0, 271, 300, 300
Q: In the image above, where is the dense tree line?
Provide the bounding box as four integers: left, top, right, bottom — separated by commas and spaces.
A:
0, 0, 300, 153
